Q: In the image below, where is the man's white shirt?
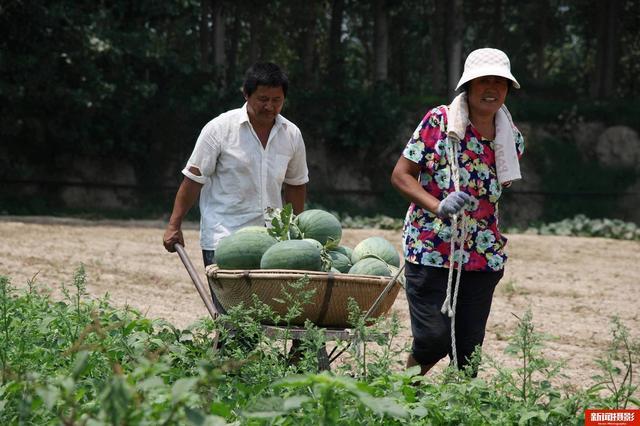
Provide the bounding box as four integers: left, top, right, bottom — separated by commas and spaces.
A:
183, 103, 308, 250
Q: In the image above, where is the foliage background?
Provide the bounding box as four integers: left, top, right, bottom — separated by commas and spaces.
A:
1, 0, 639, 223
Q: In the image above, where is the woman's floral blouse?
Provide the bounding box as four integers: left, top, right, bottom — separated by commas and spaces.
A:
402, 106, 525, 271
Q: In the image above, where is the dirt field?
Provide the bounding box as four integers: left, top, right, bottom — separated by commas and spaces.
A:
1, 216, 638, 391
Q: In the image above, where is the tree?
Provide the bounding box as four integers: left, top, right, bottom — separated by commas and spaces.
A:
328, 0, 346, 89
373, 0, 389, 83
590, 0, 622, 98
447, 0, 465, 98
212, 0, 226, 72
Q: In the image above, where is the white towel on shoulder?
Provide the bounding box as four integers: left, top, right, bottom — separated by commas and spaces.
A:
447, 93, 521, 184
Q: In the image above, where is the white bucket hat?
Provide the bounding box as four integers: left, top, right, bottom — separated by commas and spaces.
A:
455, 48, 520, 91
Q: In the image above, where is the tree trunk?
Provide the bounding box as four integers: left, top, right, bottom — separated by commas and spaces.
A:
212, 0, 225, 68
447, 0, 464, 98
535, 1, 549, 80
374, 0, 388, 82
300, 0, 319, 85
490, 0, 503, 46
328, 0, 345, 89
249, 7, 263, 64
226, 8, 240, 88
429, 0, 446, 96
199, 0, 212, 71
591, 0, 620, 98
602, 0, 620, 97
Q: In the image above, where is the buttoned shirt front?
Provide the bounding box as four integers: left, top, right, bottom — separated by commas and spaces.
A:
183, 103, 308, 250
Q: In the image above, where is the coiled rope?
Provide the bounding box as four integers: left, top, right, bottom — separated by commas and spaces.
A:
440, 133, 468, 368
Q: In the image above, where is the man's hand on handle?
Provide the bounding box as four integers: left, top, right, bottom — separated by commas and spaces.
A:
163, 223, 184, 252
163, 175, 203, 253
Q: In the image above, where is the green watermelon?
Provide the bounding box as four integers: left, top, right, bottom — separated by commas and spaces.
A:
216, 232, 277, 269
295, 209, 342, 245
328, 250, 352, 273
260, 240, 323, 271
303, 238, 324, 251
235, 225, 269, 235
351, 237, 400, 267
333, 245, 353, 260
348, 257, 391, 277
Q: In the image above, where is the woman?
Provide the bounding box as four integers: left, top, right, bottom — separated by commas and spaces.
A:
391, 48, 525, 376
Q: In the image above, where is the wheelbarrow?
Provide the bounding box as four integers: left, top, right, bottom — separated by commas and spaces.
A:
174, 243, 403, 370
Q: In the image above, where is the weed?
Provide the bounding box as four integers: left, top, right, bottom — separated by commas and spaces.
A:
0, 269, 637, 425
589, 316, 640, 409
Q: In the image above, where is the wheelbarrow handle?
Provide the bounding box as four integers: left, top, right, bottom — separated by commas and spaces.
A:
364, 263, 405, 321
174, 243, 219, 320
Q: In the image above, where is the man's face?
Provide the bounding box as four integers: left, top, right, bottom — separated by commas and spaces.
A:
244, 85, 285, 127
467, 75, 509, 116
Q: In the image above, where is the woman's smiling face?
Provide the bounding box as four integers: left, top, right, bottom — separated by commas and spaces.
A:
467, 75, 510, 116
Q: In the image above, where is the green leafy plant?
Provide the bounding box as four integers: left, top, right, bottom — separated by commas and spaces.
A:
1, 269, 638, 425
589, 316, 640, 409
265, 204, 301, 241
509, 214, 640, 240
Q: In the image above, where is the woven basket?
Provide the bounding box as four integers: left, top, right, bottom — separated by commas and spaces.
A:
206, 266, 401, 328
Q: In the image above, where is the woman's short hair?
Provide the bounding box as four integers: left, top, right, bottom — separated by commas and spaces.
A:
242, 63, 289, 97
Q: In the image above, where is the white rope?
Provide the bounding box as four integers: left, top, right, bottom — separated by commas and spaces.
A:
439, 134, 468, 368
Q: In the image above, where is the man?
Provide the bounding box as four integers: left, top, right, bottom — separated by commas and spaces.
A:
163, 62, 309, 313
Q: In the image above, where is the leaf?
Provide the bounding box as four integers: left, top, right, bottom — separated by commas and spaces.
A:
179, 332, 194, 342
283, 395, 310, 411
265, 203, 297, 240
137, 376, 164, 392
185, 407, 206, 425
358, 394, 408, 418
243, 410, 283, 419
36, 385, 60, 410
172, 378, 198, 403
72, 350, 90, 379
518, 410, 548, 425
201, 415, 229, 426
209, 401, 232, 418
38, 315, 55, 333
410, 406, 428, 417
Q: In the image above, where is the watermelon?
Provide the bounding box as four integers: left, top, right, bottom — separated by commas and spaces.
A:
328, 250, 352, 273
348, 257, 391, 277
295, 209, 342, 245
235, 225, 269, 235
351, 237, 400, 267
260, 240, 323, 271
303, 238, 324, 251
215, 232, 277, 269
333, 245, 353, 260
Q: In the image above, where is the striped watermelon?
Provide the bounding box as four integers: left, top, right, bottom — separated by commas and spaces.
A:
351, 237, 400, 267
295, 209, 342, 245
260, 240, 323, 271
348, 257, 391, 277
216, 232, 277, 269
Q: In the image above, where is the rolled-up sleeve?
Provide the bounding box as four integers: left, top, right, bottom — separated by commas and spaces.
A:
284, 128, 309, 185
182, 124, 220, 184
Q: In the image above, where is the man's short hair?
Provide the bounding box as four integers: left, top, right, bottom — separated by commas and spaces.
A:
243, 62, 289, 97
